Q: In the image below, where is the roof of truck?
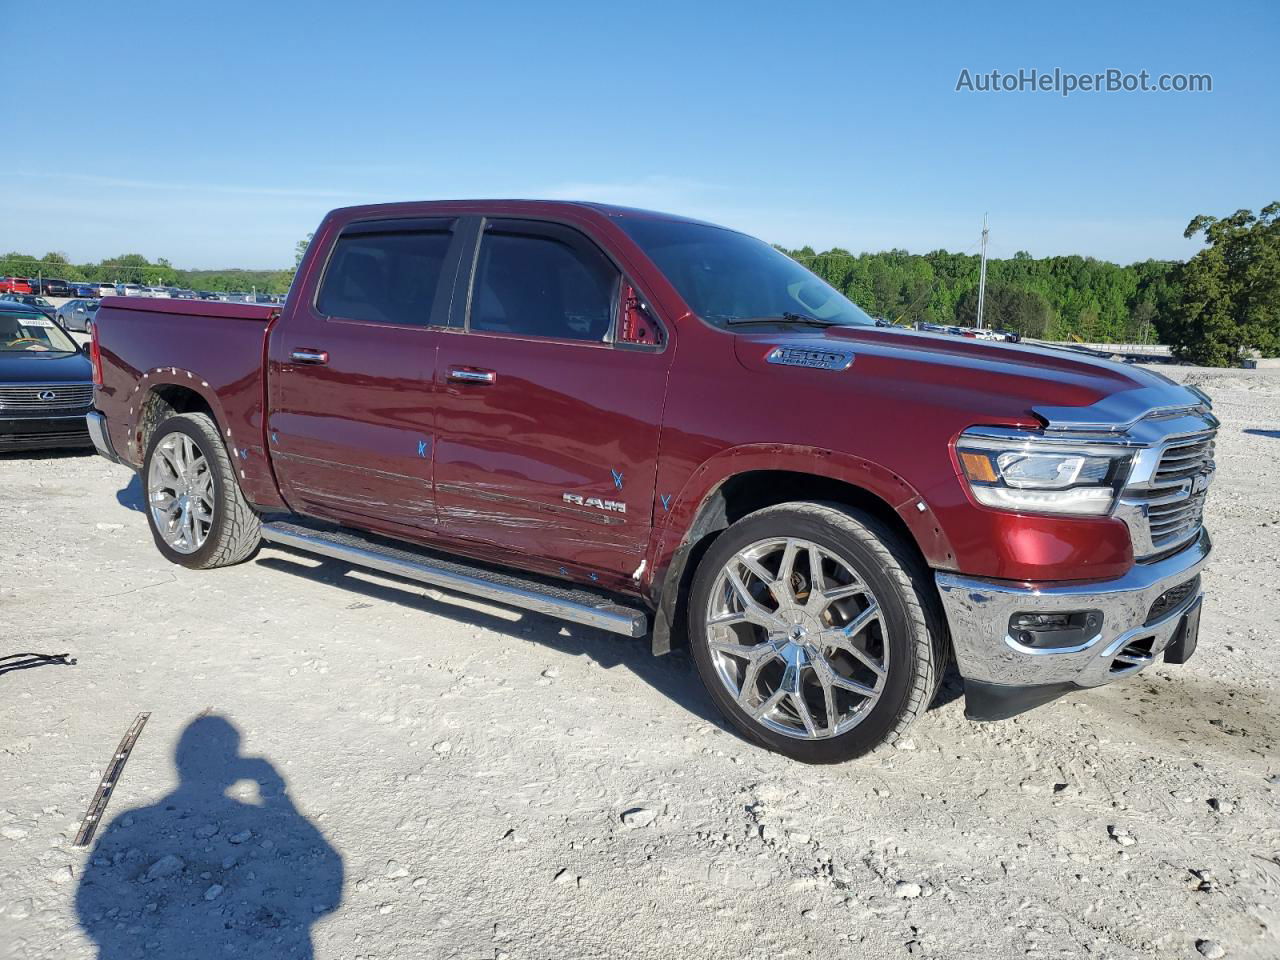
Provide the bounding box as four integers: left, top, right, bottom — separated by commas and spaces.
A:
327, 199, 726, 230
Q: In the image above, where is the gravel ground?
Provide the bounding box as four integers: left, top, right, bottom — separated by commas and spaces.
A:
1, 365, 1277, 960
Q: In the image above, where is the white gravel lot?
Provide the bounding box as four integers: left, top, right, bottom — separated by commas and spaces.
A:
1, 365, 1277, 960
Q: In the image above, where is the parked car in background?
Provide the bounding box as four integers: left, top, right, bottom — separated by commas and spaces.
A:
996, 329, 1022, 343
56, 298, 100, 333
145, 287, 171, 299
96, 283, 119, 297
0, 294, 58, 320
30, 278, 72, 297
89, 198, 1216, 762
1, 277, 34, 295
71, 283, 97, 297
118, 284, 145, 297
195, 290, 220, 300
0, 300, 93, 452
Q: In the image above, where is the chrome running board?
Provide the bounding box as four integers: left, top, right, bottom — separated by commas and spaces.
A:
260, 519, 648, 638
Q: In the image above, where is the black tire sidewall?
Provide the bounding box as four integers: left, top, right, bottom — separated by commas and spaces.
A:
688, 507, 923, 764
142, 415, 235, 569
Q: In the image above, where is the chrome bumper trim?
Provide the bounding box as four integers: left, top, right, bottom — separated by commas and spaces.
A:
935, 529, 1210, 688
86, 411, 121, 464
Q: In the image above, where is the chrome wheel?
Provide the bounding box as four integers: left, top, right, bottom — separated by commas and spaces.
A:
705, 536, 888, 740
147, 432, 214, 554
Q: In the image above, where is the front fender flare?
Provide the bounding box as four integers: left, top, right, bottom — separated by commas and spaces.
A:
645, 444, 955, 654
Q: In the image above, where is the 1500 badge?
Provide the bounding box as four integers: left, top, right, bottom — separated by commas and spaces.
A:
563, 493, 627, 514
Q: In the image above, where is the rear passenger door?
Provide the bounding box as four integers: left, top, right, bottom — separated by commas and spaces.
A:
267, 218, 464, 533
433, 217, 671, 583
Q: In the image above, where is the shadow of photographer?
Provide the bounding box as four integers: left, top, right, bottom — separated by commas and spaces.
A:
75, 715, 343, 959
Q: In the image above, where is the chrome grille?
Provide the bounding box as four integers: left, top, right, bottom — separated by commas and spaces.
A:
0, 383, 94, 409
1147, 491, 1207, 547
1154, 436, 1215, 484
1119, 431, 1216, 558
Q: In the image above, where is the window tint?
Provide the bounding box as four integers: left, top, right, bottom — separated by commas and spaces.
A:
470, 226, 618, 342
317, 229, 452, 326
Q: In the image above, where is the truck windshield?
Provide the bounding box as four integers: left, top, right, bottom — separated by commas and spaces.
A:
619, 219, 874, 330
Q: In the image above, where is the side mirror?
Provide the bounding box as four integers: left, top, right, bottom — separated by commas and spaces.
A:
618, 284, 661, 347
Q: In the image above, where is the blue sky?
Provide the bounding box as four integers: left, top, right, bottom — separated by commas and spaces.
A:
6, 0, 1276, 268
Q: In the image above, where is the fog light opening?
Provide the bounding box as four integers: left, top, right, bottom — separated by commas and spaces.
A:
1007, 610, 1103, 650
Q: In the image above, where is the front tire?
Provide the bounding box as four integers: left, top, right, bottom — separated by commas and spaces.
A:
687, 502, 946, 763
142, 413, 261, 569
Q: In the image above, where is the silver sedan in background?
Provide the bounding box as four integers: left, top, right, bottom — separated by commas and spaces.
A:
55, 298, 100, 333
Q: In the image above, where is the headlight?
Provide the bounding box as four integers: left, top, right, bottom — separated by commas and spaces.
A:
956, 431, 1133, 516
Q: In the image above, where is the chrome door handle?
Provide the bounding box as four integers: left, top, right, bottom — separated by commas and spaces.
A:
290, 349, 329, 365
448, 368, 496, 384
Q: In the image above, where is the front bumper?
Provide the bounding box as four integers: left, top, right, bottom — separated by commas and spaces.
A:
0, 413, 93, 452
936, 529, 1210, 720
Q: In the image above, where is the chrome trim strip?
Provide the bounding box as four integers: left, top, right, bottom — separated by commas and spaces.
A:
434, 482, 625, 526
260, 522, 648, 638
448, 368, 497, 384
272, 450, 428, 486
959, 424, 1145, 448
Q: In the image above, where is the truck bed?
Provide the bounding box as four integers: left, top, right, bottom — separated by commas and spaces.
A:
93, 296, 286, 509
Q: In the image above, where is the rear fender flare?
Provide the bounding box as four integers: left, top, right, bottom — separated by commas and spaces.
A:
126, 370, 282, 509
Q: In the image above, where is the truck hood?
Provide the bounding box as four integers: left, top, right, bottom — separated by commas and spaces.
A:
731, 326, 1203, 431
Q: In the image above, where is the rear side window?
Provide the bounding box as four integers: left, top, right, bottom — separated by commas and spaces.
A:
317, 228, 453, 326
469, 222, 618, 342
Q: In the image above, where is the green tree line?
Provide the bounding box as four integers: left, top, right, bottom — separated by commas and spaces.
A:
780, 246, 1180, 344
3, 201, 1274, 364
0, 251, 294, 295
783, 201, 1277, 365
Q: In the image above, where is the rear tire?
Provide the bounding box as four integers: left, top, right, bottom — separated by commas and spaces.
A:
687, 501, 946, 763
142, 413, 261, 569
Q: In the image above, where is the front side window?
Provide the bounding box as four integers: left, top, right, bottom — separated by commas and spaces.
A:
469, 222, 618, 342
317, 228, 453, 326
619, 218, 874, 330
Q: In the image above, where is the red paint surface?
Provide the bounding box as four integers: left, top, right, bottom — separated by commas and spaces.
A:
94, 201, 1164, 599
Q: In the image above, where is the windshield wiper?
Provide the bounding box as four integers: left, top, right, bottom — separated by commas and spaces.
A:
725, 312, 837, 328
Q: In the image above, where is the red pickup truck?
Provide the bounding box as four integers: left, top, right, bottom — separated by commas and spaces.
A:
87, 200, 1215, 762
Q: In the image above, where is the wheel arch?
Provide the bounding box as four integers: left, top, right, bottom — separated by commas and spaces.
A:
137, 383, 220, 459
129, 375, 284, 511
648, 453, 955, 656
